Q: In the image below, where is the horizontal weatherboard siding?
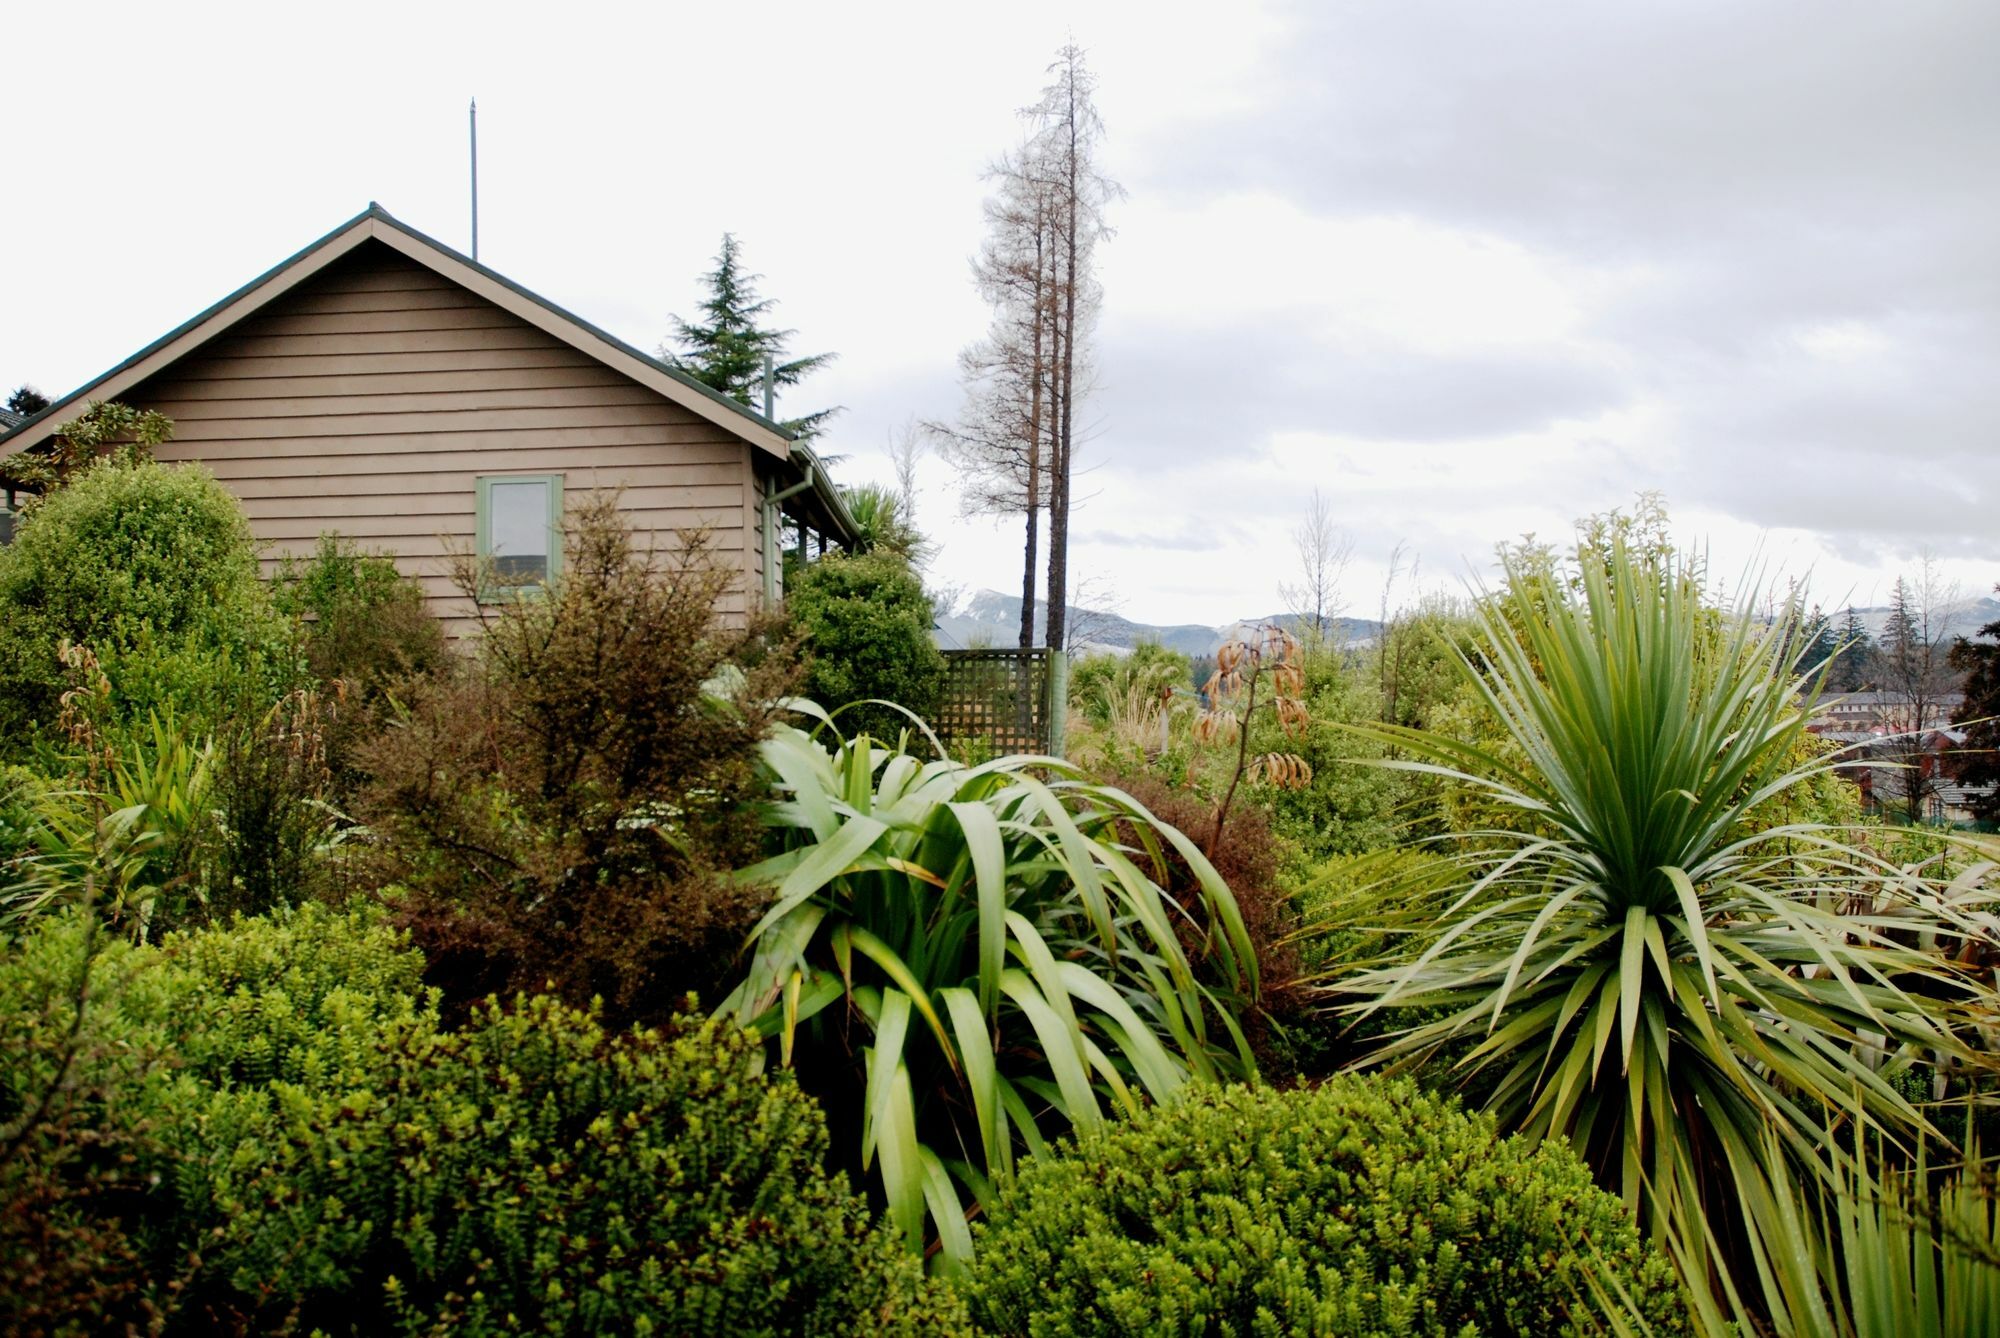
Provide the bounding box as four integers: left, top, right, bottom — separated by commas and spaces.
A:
129, 241, 757, 633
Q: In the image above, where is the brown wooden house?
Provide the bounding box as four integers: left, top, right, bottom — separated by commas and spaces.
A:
0, 204, 859, 633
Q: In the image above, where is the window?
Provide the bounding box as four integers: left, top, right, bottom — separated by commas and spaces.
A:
476, 474, 563, 597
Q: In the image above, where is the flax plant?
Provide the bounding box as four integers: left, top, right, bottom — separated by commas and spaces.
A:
1333, 542, 2000, 1291
721, 707, 1258, 1272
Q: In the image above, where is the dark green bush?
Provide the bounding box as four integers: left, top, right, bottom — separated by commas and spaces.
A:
0, 457, 294, 747
2, 907, 965, 1334
967, 1078, 1688, 1337
355, 497, 796, 1026
784, 551, 946, 742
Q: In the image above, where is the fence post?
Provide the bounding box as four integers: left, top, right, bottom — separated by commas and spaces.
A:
1045, 651, 1068, 758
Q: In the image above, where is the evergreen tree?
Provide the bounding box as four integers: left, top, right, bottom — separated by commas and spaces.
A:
661, 234, 836, 439
5, 385, 50, 418
1831, 606, 1874, 692
1949, 593, 2000, 824
1798, 603, 1839, 680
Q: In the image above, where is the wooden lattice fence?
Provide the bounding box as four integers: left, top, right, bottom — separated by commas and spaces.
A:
937, 648, 1057, 754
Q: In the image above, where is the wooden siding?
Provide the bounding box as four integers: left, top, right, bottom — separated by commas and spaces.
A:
127, 243, 758, 634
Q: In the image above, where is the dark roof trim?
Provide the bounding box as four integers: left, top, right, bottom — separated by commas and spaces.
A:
0, 203, 800, 463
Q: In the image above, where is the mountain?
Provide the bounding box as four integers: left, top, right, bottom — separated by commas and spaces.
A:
933, 589, 1383, 658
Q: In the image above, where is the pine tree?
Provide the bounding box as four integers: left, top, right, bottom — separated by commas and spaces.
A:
1949, 592, 2000, 824
662, 234, 836, 439
5, 385, 49, 418
1797, 603, 1839, 680
1832, 606, 1874, 692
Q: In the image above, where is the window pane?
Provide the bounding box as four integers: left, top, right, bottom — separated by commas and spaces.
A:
489, 479, 549, 585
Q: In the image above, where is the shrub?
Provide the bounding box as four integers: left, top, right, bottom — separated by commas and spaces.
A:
722, 718, 1259, 1269
784, 551, 946, 741
966, 1077, 1688, 1337
0, 911, 175, 1337
355, 495, 797, 1025
2, 907, 966, 1335
194, 995, 963, 1335
0, 457, 292, 745
272, 534, 444, 694
1093, 767, 1305, 1065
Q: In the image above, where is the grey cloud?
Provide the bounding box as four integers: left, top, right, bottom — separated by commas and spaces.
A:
1092, 315, 1632, 465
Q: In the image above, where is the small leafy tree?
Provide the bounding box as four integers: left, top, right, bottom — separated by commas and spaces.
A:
0, 400, 173, 496
784, 551, 947, 742
662, 233, 837, 438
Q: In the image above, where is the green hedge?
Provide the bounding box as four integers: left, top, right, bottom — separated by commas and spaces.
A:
1, 907, 966, 1335
784, 551, 945, 742
966, 1078, 1687, 1337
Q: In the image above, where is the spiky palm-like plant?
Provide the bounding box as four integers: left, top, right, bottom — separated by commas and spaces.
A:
721, 710, 1258, 1272
1333, 542, 1999, 1289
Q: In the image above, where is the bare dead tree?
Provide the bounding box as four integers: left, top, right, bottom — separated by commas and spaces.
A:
1877, 551, 1963, 823
1277, 487, 1354, 645
1032, 44, 1121, 655
889, 420, 923, 529
927, 141, 1056, 650
1065, 573, 1125, 651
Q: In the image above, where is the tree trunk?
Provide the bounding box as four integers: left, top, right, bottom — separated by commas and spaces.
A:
1044, 73, 1081, 655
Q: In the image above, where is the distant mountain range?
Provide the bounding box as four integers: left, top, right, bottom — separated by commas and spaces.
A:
932, 589, 1383, 658
931, 589, 2000, 658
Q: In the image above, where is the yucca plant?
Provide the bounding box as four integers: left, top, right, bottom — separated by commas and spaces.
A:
1592, 1126, 2000, 1337
1330, 542, 2000, 1297
721, 708, 1259, 1272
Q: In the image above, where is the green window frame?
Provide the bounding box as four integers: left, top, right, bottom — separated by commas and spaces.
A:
475, 473, 564, 601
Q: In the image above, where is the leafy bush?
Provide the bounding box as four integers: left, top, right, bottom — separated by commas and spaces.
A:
0, 911, 175, 1336
721, 716, 1259, 1270
355, 495, 796, 1025
0, 457, 292, 746
2, 906, 965, 1335
966, 1077, 1688, 1337
272, 533, 445, 694
784, 551, 946, 741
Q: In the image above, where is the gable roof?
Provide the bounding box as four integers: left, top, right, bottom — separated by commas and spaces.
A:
0, 203, 798, 461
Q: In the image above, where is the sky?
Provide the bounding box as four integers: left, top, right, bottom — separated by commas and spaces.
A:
4, 1, 1995, 627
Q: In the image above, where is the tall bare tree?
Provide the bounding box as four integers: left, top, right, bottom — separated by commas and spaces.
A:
928, 141, 1055, 649
930, 44, 1118, 653
1278, 487, 1353, 643
1876, 552, 1962, 823
1033, 44, 1120, 654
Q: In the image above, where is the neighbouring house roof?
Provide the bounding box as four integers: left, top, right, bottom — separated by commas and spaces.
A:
0, 204, 861, 546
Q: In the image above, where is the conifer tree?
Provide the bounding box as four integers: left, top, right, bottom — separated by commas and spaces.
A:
1831, 606, 1874, 692
662, 234, 836, 439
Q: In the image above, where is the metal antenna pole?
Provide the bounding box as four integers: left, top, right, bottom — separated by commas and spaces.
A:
469, 98, 479, 261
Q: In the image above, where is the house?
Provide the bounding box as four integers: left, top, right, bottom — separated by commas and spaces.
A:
0, 204, 860, 632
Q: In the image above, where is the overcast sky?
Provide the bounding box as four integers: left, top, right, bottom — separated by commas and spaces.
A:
5, 2, 1995, 626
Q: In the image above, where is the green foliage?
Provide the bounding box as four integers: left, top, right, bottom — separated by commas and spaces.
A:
356, 496, 796, 1025
662, 232, 838, 438
272, 533, 445, 701
0, 398, 173, 495
1069, 640, 1191, 725
966, 1077, 1688, 1337
722, 715, 1259, 1270
1333, 539, 2000, 1309
785, 551, 947, 743
0, 909, 175, 1336
0, 456, 292, 745
1, 906, 965, 1334
842, 482, 930, 564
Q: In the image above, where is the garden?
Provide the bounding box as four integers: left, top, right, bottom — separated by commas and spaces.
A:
4, 422, 1997, 1336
